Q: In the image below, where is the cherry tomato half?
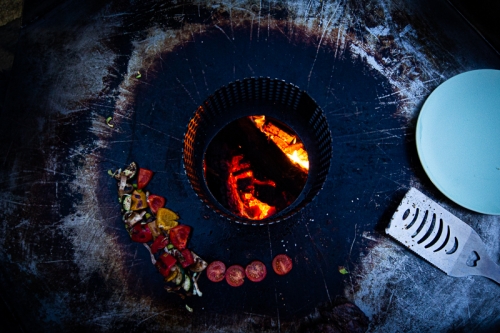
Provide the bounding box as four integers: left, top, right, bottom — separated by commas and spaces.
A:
272, 254, 293, 276
225, 265, 245, 287
206, 261, 226, 283
245, 261, 267, 282
137, 168, 153, 189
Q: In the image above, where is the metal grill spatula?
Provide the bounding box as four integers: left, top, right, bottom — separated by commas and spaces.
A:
386, 188, 500, 284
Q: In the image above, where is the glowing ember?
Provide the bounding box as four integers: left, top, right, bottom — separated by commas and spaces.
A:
226, 155, 277, 220
251, 115, 309, 171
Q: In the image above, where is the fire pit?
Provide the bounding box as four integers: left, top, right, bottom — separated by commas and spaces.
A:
183, 77, 332, 225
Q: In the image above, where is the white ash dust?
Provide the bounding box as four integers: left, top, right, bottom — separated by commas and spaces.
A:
272, 0, 446, 117
61, 145, 117, 278
344, 13, 440, 117
114, 24, 204, 118
28, 15, 120, 115
0, 210, 41, 285
60, 113, 129, 280
351, 231, 500, 332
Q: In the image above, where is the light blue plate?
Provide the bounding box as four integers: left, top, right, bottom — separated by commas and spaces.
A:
416, 69, 500, 215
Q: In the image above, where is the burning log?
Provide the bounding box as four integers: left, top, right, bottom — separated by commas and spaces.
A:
226, 155, 277, 220
204, 116, 308, 220
251, 115, 309, 171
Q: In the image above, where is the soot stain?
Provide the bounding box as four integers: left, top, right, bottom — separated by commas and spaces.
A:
105, 19, 409, 321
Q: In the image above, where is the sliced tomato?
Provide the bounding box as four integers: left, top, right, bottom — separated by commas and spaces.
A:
147, 194, 166, 214
225, 265, 245, 287
156, 253, 177, 277
245, 260, 267, 282
169, 225, 191, 250
206, 261, 226, 283
150, 234, 168, 254
129, 224, 153, 243
137, 168, 153, 189
179, 249, 195, 268
272, 254, 293, 276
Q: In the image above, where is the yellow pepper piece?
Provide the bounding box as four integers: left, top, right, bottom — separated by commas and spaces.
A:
130, 190, 147, 211
165, 268, 178, 282
156, 208, 179, 231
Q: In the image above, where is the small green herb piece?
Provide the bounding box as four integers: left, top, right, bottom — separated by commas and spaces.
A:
167, 244, 174, 250
108, 170, 114, 176
185, 304, 193, 313
338, 266, 349, 275
136, 71, 142, 79
133, 183, 138, 189
106, 117, 114, 128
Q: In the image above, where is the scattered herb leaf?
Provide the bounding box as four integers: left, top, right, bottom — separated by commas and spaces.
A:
106, 117, 114, 128
338, 266, 349, 275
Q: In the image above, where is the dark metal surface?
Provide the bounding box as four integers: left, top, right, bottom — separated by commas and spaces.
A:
447, 0, 500, 55
0, 0, 499, 332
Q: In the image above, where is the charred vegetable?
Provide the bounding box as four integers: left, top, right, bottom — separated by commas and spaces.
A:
156, 253, 177, 277
130, 224, 153, 243
151, 234, 168, 254
110, 161, 207, 302
147, 194, 166, 214
123, 211, 146, 228
130, 190, 147, 211
156, 208, 179, 231
137, 168, 153, 189
189, 251, 208, 273
169, 225, 191, 251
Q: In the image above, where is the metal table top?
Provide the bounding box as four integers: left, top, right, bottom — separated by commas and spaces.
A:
0, 0, 499, 332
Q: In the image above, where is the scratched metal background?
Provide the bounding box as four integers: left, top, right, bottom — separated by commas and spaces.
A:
0, 0, 499, 332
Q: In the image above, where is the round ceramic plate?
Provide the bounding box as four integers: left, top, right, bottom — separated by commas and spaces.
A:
416, 69, 500, 215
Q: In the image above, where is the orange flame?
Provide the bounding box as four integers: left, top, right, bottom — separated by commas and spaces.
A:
251, 115, 309, 172
227, 155, 277, 220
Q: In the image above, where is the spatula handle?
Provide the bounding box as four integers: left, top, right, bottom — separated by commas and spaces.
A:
462, 236, 500, 285
480, 257, 500, 285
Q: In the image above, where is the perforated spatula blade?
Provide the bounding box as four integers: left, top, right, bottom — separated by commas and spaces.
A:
386, 188, 500, 284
